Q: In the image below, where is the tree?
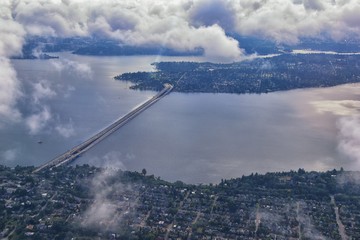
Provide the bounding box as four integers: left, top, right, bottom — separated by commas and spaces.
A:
142, 168, 147, 176
298, 168, 306, 175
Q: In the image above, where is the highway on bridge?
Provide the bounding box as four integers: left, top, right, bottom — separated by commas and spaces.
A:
33, 84, 173, 173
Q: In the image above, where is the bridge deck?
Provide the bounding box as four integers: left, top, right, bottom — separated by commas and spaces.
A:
33, 84, 173, 173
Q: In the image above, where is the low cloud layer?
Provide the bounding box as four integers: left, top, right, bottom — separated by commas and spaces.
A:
337, 116, 360, 169
2, 148, 19, 163
6, 0, 360, 59
51, 59, 92, 79
311, 100, 360, 116
25, 106, 52, 134
0, 58, 22, 124
55, 119, 75, 138
81, 166, 138, 230
296, 201, 327, 240
32, 80, 57, 104
310, 99, 360, 170
0, 1, 25, 124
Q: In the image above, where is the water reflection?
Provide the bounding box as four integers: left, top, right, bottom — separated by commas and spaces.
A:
78, 86, 360, 184
3, 53, 360, 183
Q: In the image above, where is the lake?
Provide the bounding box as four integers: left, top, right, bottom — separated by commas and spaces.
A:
3, 52, 360, 183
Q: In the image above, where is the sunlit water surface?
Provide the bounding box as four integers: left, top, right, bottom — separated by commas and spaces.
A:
3, 52, 360, 183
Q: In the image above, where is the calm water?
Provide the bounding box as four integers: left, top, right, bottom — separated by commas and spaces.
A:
3, 53, 360, 183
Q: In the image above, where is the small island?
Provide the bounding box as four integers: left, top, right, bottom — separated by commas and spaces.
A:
115, 54, 360, 94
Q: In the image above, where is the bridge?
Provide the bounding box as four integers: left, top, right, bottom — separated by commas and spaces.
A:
33, 84, 173, 173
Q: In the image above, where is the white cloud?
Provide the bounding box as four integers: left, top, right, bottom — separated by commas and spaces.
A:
32, 80, 56, 104
0, 58, 22, 123
4, 0, 360, 59
55, 120, 75, 138
337, 115, 360, 169
311, 100, 360, 116
9, 0, 245, 61
190, 0, 235, 32
101, 151, 127, 170
25, 107, 52, 134
82, 199, 118, 227
4, 0, 360, 63
63, 85, 76, 98
51, 59, 92, 79
81, 167, 137, 230
0, 1, 25, 124
2, 148, 18, 163
0, 18, 25, 57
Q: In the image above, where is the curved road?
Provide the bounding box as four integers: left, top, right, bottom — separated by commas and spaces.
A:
33, 84, 173, 173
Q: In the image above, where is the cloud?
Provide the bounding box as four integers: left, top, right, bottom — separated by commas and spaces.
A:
0, 58, 22, 123
296, 201, 327, 240
55, 119, 75, 138
337, 115, 360, 169
51, 59, 92, 79
190, 0, 236, 32
232, 0, 360, 43
25, 106, 52, 134
311, 100, 360, 116
12, 0, 88, 37
5, 0, 360, 59
2, 148, 19, 163
22, 79, 57, 134
81, 151, 132, 234
5, 0, 360, 63
311, 100, 360, 170
81, 167, 137, 230
0, 17, 25, 57
303, 0, 325, 11
0, 2, 25, 125
9, 0, 244, 61
337, 171, 360, 186
101, 151, 127, 170
32, 80, 56, 104
2, 0, 360, 129
63, 85, 76, 98
31, 45, 45, 58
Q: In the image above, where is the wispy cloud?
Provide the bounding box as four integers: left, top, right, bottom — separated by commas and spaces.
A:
81, 166, 138, 230
311, 100, 360, 116
9, 0, 360, 50
25, 106, 52, 134
0, 58, 22, 124
1, 148, 19, 163
296, 201, 327, 240
51, 59, 92, 79
0, 2, 25, 124
32, 80, 56, 104
337, 115, 360, 169
55, 119, 75, 138
310, 99, 360, 170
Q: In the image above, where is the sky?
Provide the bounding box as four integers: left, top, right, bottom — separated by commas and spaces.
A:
1, 0, 360, 165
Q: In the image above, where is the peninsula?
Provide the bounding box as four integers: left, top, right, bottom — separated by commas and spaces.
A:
115, 54, 360, 94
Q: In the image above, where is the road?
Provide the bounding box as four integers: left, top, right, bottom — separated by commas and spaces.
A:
33, 84, 173, 173
331, 195, 348, 240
